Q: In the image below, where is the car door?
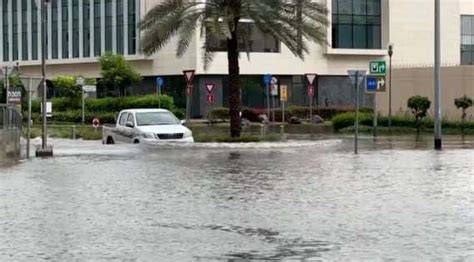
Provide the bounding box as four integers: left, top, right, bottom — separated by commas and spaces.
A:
123, 112, 137, 143
115, 112, 129, 143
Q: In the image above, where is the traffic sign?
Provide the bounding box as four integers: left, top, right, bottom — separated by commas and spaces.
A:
263, 74, 272, 85
82, 85, 96, 92
156, 77, 164, 87
308, 85, 315, 97
271, 76, 278, 85
183, 70, 195, 84
92, 118, 100, 128
370, 61, 386, 75
206, 94, 215, 104
186, 84, 193, 97
205, 83, 215, 93
305, 74, 317, 85
280, 85, 288, 102
76, 76, 85, 86
271, 84, 278, 96
7, 86, 22, 104
366, 75, 386, 93
348, 70, 366, 86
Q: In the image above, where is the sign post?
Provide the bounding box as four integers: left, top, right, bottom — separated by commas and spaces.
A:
348, 70, 367, 154
263, 74, 272, 122
305, 74, 317, 134
280, 85, 288, 137
183, 70, 195, 125
76, 76, 85, 125
156, 77, 164, 108
205, 83, 215, 126
369, 61, 387, 138
270, 76, 278, 123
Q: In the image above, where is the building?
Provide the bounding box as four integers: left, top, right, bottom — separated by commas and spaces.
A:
1, 0, 474, 118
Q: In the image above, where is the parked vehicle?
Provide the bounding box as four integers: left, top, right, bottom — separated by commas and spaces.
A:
102, 109, 194, 144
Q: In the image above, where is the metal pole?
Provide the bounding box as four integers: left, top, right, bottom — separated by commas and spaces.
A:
281, 100, 285, 138
355, 73, 359, 154
82, 89, 85, 125
309, 93, 313, 133
388, 53, 392, 133
186, 84, 191, 125
434, 0, 442, 150
272, 94, 275, 123
266, 84, 270, 122
41, 0, 48, 150
158, 85, 161, 109
373, 94, 377, 138
27, 79, 32, 159
5, 68, 9, 105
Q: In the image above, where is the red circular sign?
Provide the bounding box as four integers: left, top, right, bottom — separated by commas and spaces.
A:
92, 118, 100, 128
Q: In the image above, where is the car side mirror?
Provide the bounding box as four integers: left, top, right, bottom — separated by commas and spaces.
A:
180, 120, 186, 125
125, 122, 134, 128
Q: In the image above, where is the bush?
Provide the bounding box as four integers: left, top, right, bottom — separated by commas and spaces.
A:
331, 112, 373, 131
32, 94, 176, 113
407, 96, 431, 134
210, 107, 229, 120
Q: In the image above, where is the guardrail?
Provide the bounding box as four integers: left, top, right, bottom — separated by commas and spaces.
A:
0, 104, 22, 161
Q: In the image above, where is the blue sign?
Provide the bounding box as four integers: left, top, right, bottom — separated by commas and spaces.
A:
263, 74, 272, 86
366, 76, 378, 93
156, 77, 164, 87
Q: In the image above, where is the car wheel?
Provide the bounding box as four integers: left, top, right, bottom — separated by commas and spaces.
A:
106, 137, 115, 145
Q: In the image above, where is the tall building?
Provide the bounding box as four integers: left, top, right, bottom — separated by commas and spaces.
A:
1, 0, 474, 117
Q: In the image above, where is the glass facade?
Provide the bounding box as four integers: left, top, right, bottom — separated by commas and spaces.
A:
461, 15, 474, 65
0, 0, 139, 62
332, 0, 381, 49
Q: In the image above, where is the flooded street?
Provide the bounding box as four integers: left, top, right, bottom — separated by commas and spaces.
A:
0, 138, 473, 261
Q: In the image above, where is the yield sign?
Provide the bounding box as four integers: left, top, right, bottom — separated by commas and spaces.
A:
20, 76, 43, 92
183, 70, 195, 84
305, 73, 317, 85
205, 83, 215, 93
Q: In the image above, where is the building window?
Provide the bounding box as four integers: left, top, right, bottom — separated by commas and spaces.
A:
105, 0, 112, 51
332, 0, 381, 49
12, 0, 19, 61
21, 0, 28, 60
461, 15, 474, 65
52, 0, 59, 59
3, 1, 9, 61
127, 0, 136, 55
94, 0, 101, 56
83, 0, 90, 57
62, 0, 69, 58
72, 0, 79, 58
116, 0, 124, 54
206, 23, 280, 53
31, 0, 38, 60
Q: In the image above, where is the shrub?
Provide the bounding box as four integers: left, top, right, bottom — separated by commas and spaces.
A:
210, 107, 229, 120
454, 95, 473, 135
407, 96, 431, 134
332, 112, 373, 131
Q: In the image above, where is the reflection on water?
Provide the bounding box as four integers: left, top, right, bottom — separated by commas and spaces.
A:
0, 138, 473, 261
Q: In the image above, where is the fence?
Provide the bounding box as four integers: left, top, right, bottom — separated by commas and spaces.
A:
0, 104, 22, 161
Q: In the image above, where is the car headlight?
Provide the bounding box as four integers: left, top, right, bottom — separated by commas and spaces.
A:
184, 131, 193, 138
142, 133, 156, 139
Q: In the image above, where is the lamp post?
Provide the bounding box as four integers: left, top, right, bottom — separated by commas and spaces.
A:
434, 0, 442, 150
388, 43, 394, 133
35, 0, 53, 157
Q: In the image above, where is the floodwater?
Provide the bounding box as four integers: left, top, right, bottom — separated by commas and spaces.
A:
0, 137, 473, 261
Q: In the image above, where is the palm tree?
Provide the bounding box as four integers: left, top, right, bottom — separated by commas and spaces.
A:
141, 0, 328, 138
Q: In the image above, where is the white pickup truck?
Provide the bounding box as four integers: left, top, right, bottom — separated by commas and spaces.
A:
102, 109, 194, 144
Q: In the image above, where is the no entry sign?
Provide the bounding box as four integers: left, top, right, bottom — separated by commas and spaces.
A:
206, 94, 215, 104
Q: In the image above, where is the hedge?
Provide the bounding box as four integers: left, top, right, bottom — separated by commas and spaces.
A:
332, 112, 474, 132
209, 106, 369, 122
31, 94, 176, 113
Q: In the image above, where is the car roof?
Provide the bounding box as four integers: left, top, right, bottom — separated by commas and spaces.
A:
122, 109, 171, 113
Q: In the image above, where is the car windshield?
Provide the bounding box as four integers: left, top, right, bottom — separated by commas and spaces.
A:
136, 112, 180, 126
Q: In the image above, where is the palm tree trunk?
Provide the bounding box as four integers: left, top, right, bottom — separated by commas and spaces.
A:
227, 29, 241, 138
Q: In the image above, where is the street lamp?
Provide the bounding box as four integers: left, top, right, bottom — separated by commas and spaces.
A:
388, 43, 394, 133
35, 0, 53, 157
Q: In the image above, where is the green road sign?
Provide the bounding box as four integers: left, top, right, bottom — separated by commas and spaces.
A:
370, 61, 386, 75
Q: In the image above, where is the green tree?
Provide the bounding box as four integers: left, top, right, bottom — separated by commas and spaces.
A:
454, 95, 473, 135
52, 75, 82, 100
140, 0, 328, 137
407, 96, 431, 135
98, 53, 142, 97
